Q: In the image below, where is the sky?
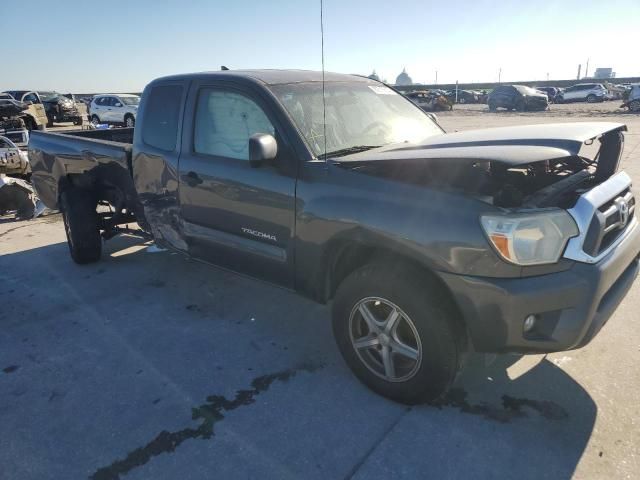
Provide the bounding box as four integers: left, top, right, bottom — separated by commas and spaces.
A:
2, 0, 639, 93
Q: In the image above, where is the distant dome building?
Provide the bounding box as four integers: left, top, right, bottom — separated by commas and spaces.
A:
395, 68, 413, 86
368, 70, 380, 81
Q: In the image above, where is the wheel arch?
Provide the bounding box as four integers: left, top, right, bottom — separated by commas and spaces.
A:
321, 237, 470, 350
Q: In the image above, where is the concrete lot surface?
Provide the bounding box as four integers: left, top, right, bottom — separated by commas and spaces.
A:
1, 102, 639, 479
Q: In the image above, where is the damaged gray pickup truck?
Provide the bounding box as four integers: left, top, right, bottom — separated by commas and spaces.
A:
29, 70, 639, 404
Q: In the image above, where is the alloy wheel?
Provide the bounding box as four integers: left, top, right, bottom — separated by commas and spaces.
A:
349, 297, 422, 382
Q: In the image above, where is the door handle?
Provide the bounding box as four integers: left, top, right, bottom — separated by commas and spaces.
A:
184, 171, 203, 187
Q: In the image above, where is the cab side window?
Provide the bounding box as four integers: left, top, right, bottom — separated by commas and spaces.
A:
194, 89, 275, 161
142, 84, 183, 152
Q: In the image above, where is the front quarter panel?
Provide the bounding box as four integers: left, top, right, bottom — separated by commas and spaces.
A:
294, 162, 522, 299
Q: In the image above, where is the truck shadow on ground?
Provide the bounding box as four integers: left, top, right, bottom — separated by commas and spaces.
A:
0, 235, 597, 480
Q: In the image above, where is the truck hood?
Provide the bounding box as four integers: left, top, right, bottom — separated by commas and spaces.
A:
333, 122, 626, 166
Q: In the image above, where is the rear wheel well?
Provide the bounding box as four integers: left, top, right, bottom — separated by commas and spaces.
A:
325, 243, 469, 350
59, 174, 140, 236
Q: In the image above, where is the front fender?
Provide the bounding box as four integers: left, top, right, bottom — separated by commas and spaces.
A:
293, 163, 520, 300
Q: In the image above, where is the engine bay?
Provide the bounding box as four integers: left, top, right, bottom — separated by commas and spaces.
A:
342, 130, 624, 209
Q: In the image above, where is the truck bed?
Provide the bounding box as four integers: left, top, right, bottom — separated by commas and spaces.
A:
28, 127, 134, 209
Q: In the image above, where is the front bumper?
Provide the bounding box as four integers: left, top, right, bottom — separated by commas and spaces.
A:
526, 98, 548, 110
439, 219, 640, 353
58, 107, 80, 121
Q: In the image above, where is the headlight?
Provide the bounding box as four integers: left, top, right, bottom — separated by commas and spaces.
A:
481, 210, 578, 265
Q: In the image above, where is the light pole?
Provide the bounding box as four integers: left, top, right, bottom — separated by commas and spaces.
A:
585, 58, 590, 78
498, 67, 502, 84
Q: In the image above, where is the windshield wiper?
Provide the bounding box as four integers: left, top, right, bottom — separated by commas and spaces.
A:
321, 145, 382, 159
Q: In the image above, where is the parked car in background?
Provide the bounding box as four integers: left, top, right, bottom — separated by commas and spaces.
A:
556, 83, 608, 103
535, 86, 561, 103
487, 85, 548, 111
474, 90, 489, 104
89, 94, 140, 127
620, 84, 640, 112
0, 135, 30, 176
404, 90, 452, 111
604, 82, 628, 100
1, 90, 48, 131
446, 89, 478, 104
38, 91, 84, 126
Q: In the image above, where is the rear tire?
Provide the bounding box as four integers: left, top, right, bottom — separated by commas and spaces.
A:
60, 189, 102, 264
488, 101, 497, 112
629, 100, 640, 112
332, 262, 461, 404
124, 115, 135, 128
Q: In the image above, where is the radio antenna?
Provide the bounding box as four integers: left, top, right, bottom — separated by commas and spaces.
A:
320, 0, 327, 162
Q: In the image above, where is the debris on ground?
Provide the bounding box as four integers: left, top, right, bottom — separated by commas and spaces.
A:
146, 244, 167, 253
0, 176, 49, 220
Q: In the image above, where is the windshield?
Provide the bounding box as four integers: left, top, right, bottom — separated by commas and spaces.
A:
269, 81, 442, 157
514, 86, 540, 95
39, 91, 62, 101
120, 96, 140, 105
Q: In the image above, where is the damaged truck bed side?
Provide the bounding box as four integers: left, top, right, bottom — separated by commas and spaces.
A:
28, 70, 640, 404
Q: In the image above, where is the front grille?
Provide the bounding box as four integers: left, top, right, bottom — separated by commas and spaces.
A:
583, 188, 635, 257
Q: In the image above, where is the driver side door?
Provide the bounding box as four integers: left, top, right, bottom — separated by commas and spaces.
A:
178, 82, 299, 287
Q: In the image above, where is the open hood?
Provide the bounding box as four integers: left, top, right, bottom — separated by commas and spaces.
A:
333, 122, 627, 167
334, 122, 628, 209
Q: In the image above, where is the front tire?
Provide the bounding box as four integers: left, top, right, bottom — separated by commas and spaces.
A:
587, 94, 597, 103
629, 100, 640, 112
60, 189, 102, 264
488, 101, 497, 112
124, 115, 135, 128
332, 262, 461, 404
91, 114, 100, 125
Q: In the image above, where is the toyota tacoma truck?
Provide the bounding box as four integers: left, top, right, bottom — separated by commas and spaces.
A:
28, 70, 640, 404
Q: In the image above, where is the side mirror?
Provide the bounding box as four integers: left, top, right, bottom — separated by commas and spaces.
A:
249, 133, 277, 168
425, 112, 439, 124
115, 102, 123, 107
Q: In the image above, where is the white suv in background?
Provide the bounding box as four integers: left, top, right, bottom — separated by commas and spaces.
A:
557, 83, 608, 103
90, 94, 140, 127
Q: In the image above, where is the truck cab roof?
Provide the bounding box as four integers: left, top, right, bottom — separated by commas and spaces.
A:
152, 69, 373, 86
